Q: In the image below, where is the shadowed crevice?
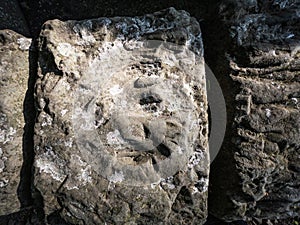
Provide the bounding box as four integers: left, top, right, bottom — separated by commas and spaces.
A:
17, 38, 46, 224
195, 0, 244, 221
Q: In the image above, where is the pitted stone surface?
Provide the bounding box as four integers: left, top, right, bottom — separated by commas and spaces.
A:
0, 30, 30, 215
34, 8, 209, 224
208, 0, 300, 221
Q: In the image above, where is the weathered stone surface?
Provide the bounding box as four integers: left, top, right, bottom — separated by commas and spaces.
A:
209, 0, 300, 221
18, 0, 188, 37
34, 8, 209, 224
0, 30, 31, 215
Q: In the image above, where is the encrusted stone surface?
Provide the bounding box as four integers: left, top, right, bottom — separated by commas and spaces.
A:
209, 0, 300, 221
34, 8, 209, 224
0, 30, 31, 215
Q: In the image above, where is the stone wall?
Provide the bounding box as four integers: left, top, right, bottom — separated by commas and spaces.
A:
0, 1, 299, 224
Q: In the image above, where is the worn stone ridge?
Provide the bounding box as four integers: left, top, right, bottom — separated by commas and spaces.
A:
34, 8, 209, 224
0, 30, 31, 215
210, 0, 300, 221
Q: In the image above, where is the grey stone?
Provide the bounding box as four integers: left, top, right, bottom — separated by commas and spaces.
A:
0, 30, 31, 215
209, 0, 300, 221
34, 8, 209, 224
18, 0, 188, 37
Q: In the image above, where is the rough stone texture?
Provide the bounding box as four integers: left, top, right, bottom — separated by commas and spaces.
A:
0, 1, 298, 224
0, 0, 30, 37
0, 30, 31, 215
18, 0, 190, 37
34, 8, 209, 224
209, 0, 300, 222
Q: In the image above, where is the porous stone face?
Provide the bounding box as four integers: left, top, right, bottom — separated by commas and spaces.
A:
209, 0, 300, 221
34, 8, 209, 224
0, 30, 31, 215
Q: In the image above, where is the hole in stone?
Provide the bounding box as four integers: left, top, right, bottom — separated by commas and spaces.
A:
252, 178, 260, 186
278, 140, 287, 152
175, 186, 193, 207
133, 153, 149, 164
156, 143, 171, 157
143, 124, 151, 138
139, 93, 162, 105
151, 157, 157, 165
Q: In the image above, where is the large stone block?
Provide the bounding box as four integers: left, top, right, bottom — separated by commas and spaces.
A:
0, 30, 31, 215
34, 8, 209, 224
209, 0, 300, 221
